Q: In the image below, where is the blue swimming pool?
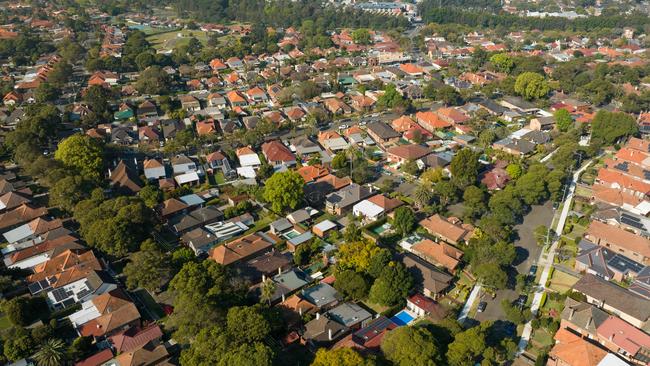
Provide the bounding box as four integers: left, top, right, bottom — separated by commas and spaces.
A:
391, 310, 415, 326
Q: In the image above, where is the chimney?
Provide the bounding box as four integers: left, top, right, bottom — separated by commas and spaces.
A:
299, 306, 303, 316
279, 267, 282, 275
569, 308, 575, 320
316, 312, 320, 320
328, 328, 333, 341
262, 274, 266, 282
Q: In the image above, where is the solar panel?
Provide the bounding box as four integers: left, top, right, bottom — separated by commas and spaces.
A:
77, 288, 92, 300
614, 162, 629, 172
51, 287, 69, 302
621, 216, 644, 230
621, 212, 641, 222
28, 282, 42, 294
644, 171, 650, 180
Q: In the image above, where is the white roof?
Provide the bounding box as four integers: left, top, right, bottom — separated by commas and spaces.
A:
236, 166, 257, 179
323, 137, 350, 151
511, 128, 532, 139
68, 300, 101, 328
353, 200, 384, 218
597, 354, 630, 366
3, 223, 34, 244
238, 153, 261, 167
314, 219, 336, 232
174, 171, 200, 185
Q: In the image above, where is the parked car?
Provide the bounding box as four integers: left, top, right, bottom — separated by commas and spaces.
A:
515, 295, 528, 308
528, 265, 538, 277
477, 301, 487, 313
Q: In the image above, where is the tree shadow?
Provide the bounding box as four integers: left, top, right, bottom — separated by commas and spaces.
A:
512, 246, 529, 267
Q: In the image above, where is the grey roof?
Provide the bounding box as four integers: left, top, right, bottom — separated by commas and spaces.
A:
288, 231, 313, 246
179, 194, 205, 207
170, 206, 223, 233
270, 218, 292, 233
630, 266, 650, 299
274, 269, 311, 294
3, 223, 34, 243
327, 302, 372, 328
326, 184, 373, 209
291, 136, 322, 155
400, 253, 453, 295
287, 209, 310, 224
521, 130, 550, 144
302, 283, 341, 308
577, 239, 645, 278
303, 316, 348, 343
495, 137, 535, 155
572, 274, 650, 321
234, 251, 292, 284
171, 154, 194, 166
560, 297, 609, 334
367, 121, 400, 140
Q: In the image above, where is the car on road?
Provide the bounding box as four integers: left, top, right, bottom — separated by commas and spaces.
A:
515, 295, 528, 308
477, 301, 487, 313
338, 124, 348, 130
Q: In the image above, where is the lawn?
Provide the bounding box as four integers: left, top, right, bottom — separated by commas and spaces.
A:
531, 328, 554, 348
0, 314, 11, 331
146, 29, 210, 51
548, 270, 580, 293
214, 171, 226, 185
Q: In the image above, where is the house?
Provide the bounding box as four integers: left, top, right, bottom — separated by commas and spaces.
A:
3, 217, 64, 245
302, 313, 349, 347
226, 90, 248, 107
136, 100, 158, 118
0, 191, 30, 211
207, 93, 227, 109
210, 232, 275, 266
109, 325, 164, 354
530, 116, 556, 131
269, 218, 292, 235
108, 343, 169, 365
236, 146, 262, 168
4, 235, 81, 270
419, 214, 473, 246
70, 288, 141, 339
560, 298, 610, 338
367, 194, 403, 216
318, 131, 349, 152
286, 231, 314, 252
302, 283, 341, 310
406, 293, 446, 319
585, 220, 650, 265
313, 220, 337, 238
386, 144, 431, 166
246, 87, 269, 104
499, 96, 539, 114
179, 95, 201, 112
410, 238, 464, 273
143, 159, 166, 180
399, 253, 453, 299
169, 206, 223, 234
575, 239, 645, 282
480, 165, 510, 191
391, 115, 418, 132
435, 107, 469, 125
547, 328, 609, 366
287, 208, 314, 225
572, 274, 650, 329
416, 111, 452, 132
297, 165, 329, 183
325, 184, 374, 215
161, 119, 184, 140
334, 316, 397, 352
235, 251, 293, 287
0, 204, 48, 232
27, 249, 115, 308
327, 302, 372, 329
366, 121, 400, 147
195, 119, 216, 135
109, 161, 142, 194
158, 198, 189, 218
262, 140, 296, 168
630, 266, 650, 299
596, 315, 650, 365
492, 137, 536, 157
352, 199, 385, 223
206, 151, 233, 177
171, 155, 197, 175
138, 126, 160, 143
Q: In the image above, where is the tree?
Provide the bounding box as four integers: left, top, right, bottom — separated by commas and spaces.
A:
123, 240, 172, 292
400, 159, 419, 176
83, 85, 112, 120
421, 168, 444, 184
392, 206, 416, 237
312, 348, 374, 366
414, 183, 434, 209
54, 134, 104, 182
74, 195, 153, 257
435, 180, 458, 207
367, 248, 392, 278
136, 66, 171, 95
381, 326, 442, 366
48, 175, 92, 212
351, 29, 371, 44
137, 185, 163, 208
489, 53, 514, 73
260, 279, 276, 305
67, 336, 93, 362
463, 185, 487, 219
514, 72, 549, 100
515, 165, 549, 205
1, 296, 47, 326
446, 323, 489, 366
34, 338, 66, 366
368, 262, 413, 306
226, 306, 271, 344
377, 84, 411, 111
591, 110, 637, 145
474, 262, 508, 289
338, 240, 381, 272
3, 327, 35, 361
505, 164, 522, 180
263, 170, 304, 213
35, 82, 59, 103
135, 52, 155, 71
180, 326, 273, 366
450, 149, 480, 188
334, 270, 370, 300
554, 109, 573, 132
438, 85, 463, 106
332, 152, 347, 170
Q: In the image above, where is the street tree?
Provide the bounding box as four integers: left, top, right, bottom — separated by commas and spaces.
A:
514, 72, 549, 100
263, 170, 304, 213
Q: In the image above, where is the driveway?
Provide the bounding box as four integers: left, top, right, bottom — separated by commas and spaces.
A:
475, 201, 555, 322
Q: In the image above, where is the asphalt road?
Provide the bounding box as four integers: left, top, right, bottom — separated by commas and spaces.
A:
475, 201, 555, 322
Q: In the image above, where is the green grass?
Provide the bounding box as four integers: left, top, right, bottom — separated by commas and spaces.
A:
548, 270, 579, 293
214, 171, 226, 185
0, 314, 11, 331
146, 29, 210, 50
531, 328, 554, 348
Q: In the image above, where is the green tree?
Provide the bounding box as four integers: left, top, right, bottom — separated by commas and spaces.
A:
180, 326, 273, 366
135, 52, 155, 71
137, 185, 163, 208
34, 338, 66, 366
450, 148, 480, 188
591, 110, 637, 144
3, 327, 35, 361
505, 163, 522, 180
227, 306, 271, 344
367, 248, 392, 278
400, 159, 419, 175
48, 175, 92, 212
515, 165, 549, 205
35, 82, 59, 103
54, 134, 104, 182
391, 206, 416, 237
435, 180, 458, 207
514, 72, 549, 100
414, 183, 434, 209
489, 53, 514, 73
463, 185, 487, 219
438, 85, 463, 106
136, 65, 171, 95
334, 270, 370, 300
312, 348, 374, 366
67, 336, 93, 362
351, 29, 372, 44
123, 240, 172, 291
368, 262, 413, 306
381, 326, 442, 366
263, 170, 304, 213
446, 323, 489, 366
260, 279, 276, 305
554, 109, 573, 132
338, 240, 381, 272
377, 84, 411, 111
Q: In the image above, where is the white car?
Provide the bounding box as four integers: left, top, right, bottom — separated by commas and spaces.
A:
338, 124, 349, 130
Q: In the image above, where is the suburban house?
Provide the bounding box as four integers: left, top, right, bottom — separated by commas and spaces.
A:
416, 111, 452, 132
419, 214, 474, 246
109, 161, 142, 194
262, 140, 296, 168
171, 155, 198, 175
210, 232, 276, 266
333, 316, 397, 352
236, 146, 262, 169
179, 95, 201, 112
69, 288, 141, 339
366, 121, 400, 148
143, 159, 166, 181
530, 116, 556, 131
386, 144, 431, 166
572, 274, 650, 329
169, 206, 224, 234
318, 131, 349, 152
547, 328, 609, 366
575, 239, 645, 282
406, 293, 446, 319
325, 184, 374, 215
585, 220, 650, 265
409, 238, 464, 273
399, 253, 453, 300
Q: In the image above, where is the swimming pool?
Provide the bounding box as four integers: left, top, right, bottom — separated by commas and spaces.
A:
371, 223, 391, 235
282, 229, 301, 240
391, 309, 416, 326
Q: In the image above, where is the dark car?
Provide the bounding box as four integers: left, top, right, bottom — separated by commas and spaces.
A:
477, 301, 487, 313
529, 265, 538, 277
515, 295, 528, 308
